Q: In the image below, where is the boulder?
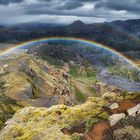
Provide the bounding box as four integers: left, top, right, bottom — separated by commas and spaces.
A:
108, 103, 119, 110
109, 113, 126, 126
127, 104, 140, 117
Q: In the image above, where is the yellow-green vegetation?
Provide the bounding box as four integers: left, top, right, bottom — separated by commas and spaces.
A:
114, 91, 140, 101
70, 65, 98, 84
70, 65, 99, 103
0, 90, 139, 140
75, 76, 97, 85
0, 97, 105, 140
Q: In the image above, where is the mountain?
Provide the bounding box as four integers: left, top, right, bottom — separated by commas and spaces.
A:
7, 22, 64, 31
69, 20, 85, 27
0, 19, 140, 54
111, 19, 140, 37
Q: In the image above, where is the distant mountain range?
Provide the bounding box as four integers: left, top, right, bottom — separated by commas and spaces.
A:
0, 19, 140, 53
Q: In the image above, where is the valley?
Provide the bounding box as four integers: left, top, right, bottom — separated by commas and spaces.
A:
0, 38, 139, 140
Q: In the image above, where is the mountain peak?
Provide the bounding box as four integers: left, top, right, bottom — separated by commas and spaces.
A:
70, 20, 85, 26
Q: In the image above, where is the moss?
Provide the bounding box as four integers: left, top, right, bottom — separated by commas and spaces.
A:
117, 92, 140, 101
97, 111, 109, 120
0, 97, 106, 139
85, 117, 100, 132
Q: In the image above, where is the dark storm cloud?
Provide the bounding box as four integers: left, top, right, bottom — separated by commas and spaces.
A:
0, 0, 23, 5
56, 1, 83, 10
0, 0, 140, 25
22, 0, 95, 16
95, 0, 140, 13
22, 0, 84, 15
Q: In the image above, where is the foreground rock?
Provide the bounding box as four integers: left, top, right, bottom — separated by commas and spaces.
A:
0, 97, 106, 140
127, 103, 140, 117
109, 113, 126, 126
0, 93, 140, 140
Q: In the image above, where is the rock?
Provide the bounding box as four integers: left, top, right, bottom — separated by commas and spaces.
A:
110, 99, 138, 114
69, 61, 75, 66
0, 97, 105, 140
0, 68, 5, 75
109, 113, 126, 126
108, 103, 119, 110
127, 104, 140, 117
95, 82, 121, 96
114, 125, 140, 140
77, 66, 87, 76
2, 72, 33, 100
102, 92, 117, 101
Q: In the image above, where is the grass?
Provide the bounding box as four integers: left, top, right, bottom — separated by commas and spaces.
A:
74, 86, 86, 103
76, 76, 97, 84
71, 66, 99, 100
43, 55, 63, 68
70, 66, 78, 78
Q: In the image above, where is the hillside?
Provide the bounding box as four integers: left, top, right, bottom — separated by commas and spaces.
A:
0, 40, 139, 139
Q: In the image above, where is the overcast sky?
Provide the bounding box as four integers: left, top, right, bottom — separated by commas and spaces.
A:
0, 0, 140, 25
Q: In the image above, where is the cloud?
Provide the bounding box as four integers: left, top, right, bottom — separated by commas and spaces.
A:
95, 0, 140, 13
0, 0, 23, 5
0, 0, 139, 25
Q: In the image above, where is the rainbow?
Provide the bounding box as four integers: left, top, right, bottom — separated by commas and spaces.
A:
0, 37, 140, 70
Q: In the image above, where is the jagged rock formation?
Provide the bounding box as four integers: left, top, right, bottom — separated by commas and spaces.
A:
0, 54, 74, 107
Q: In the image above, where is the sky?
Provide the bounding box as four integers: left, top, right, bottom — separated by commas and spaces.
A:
0, 0, 140, 25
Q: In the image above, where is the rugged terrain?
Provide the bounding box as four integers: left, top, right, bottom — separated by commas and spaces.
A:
0, 41, 139, 139
0, 91, 139, 140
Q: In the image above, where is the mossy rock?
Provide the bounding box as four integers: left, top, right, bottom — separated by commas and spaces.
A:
0, 97, 106, 140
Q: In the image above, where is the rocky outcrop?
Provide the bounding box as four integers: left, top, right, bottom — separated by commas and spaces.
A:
0, 54, 74, 107
0, 97, 106, 140
114, 126, 140, 140
0, 93, 140, 140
